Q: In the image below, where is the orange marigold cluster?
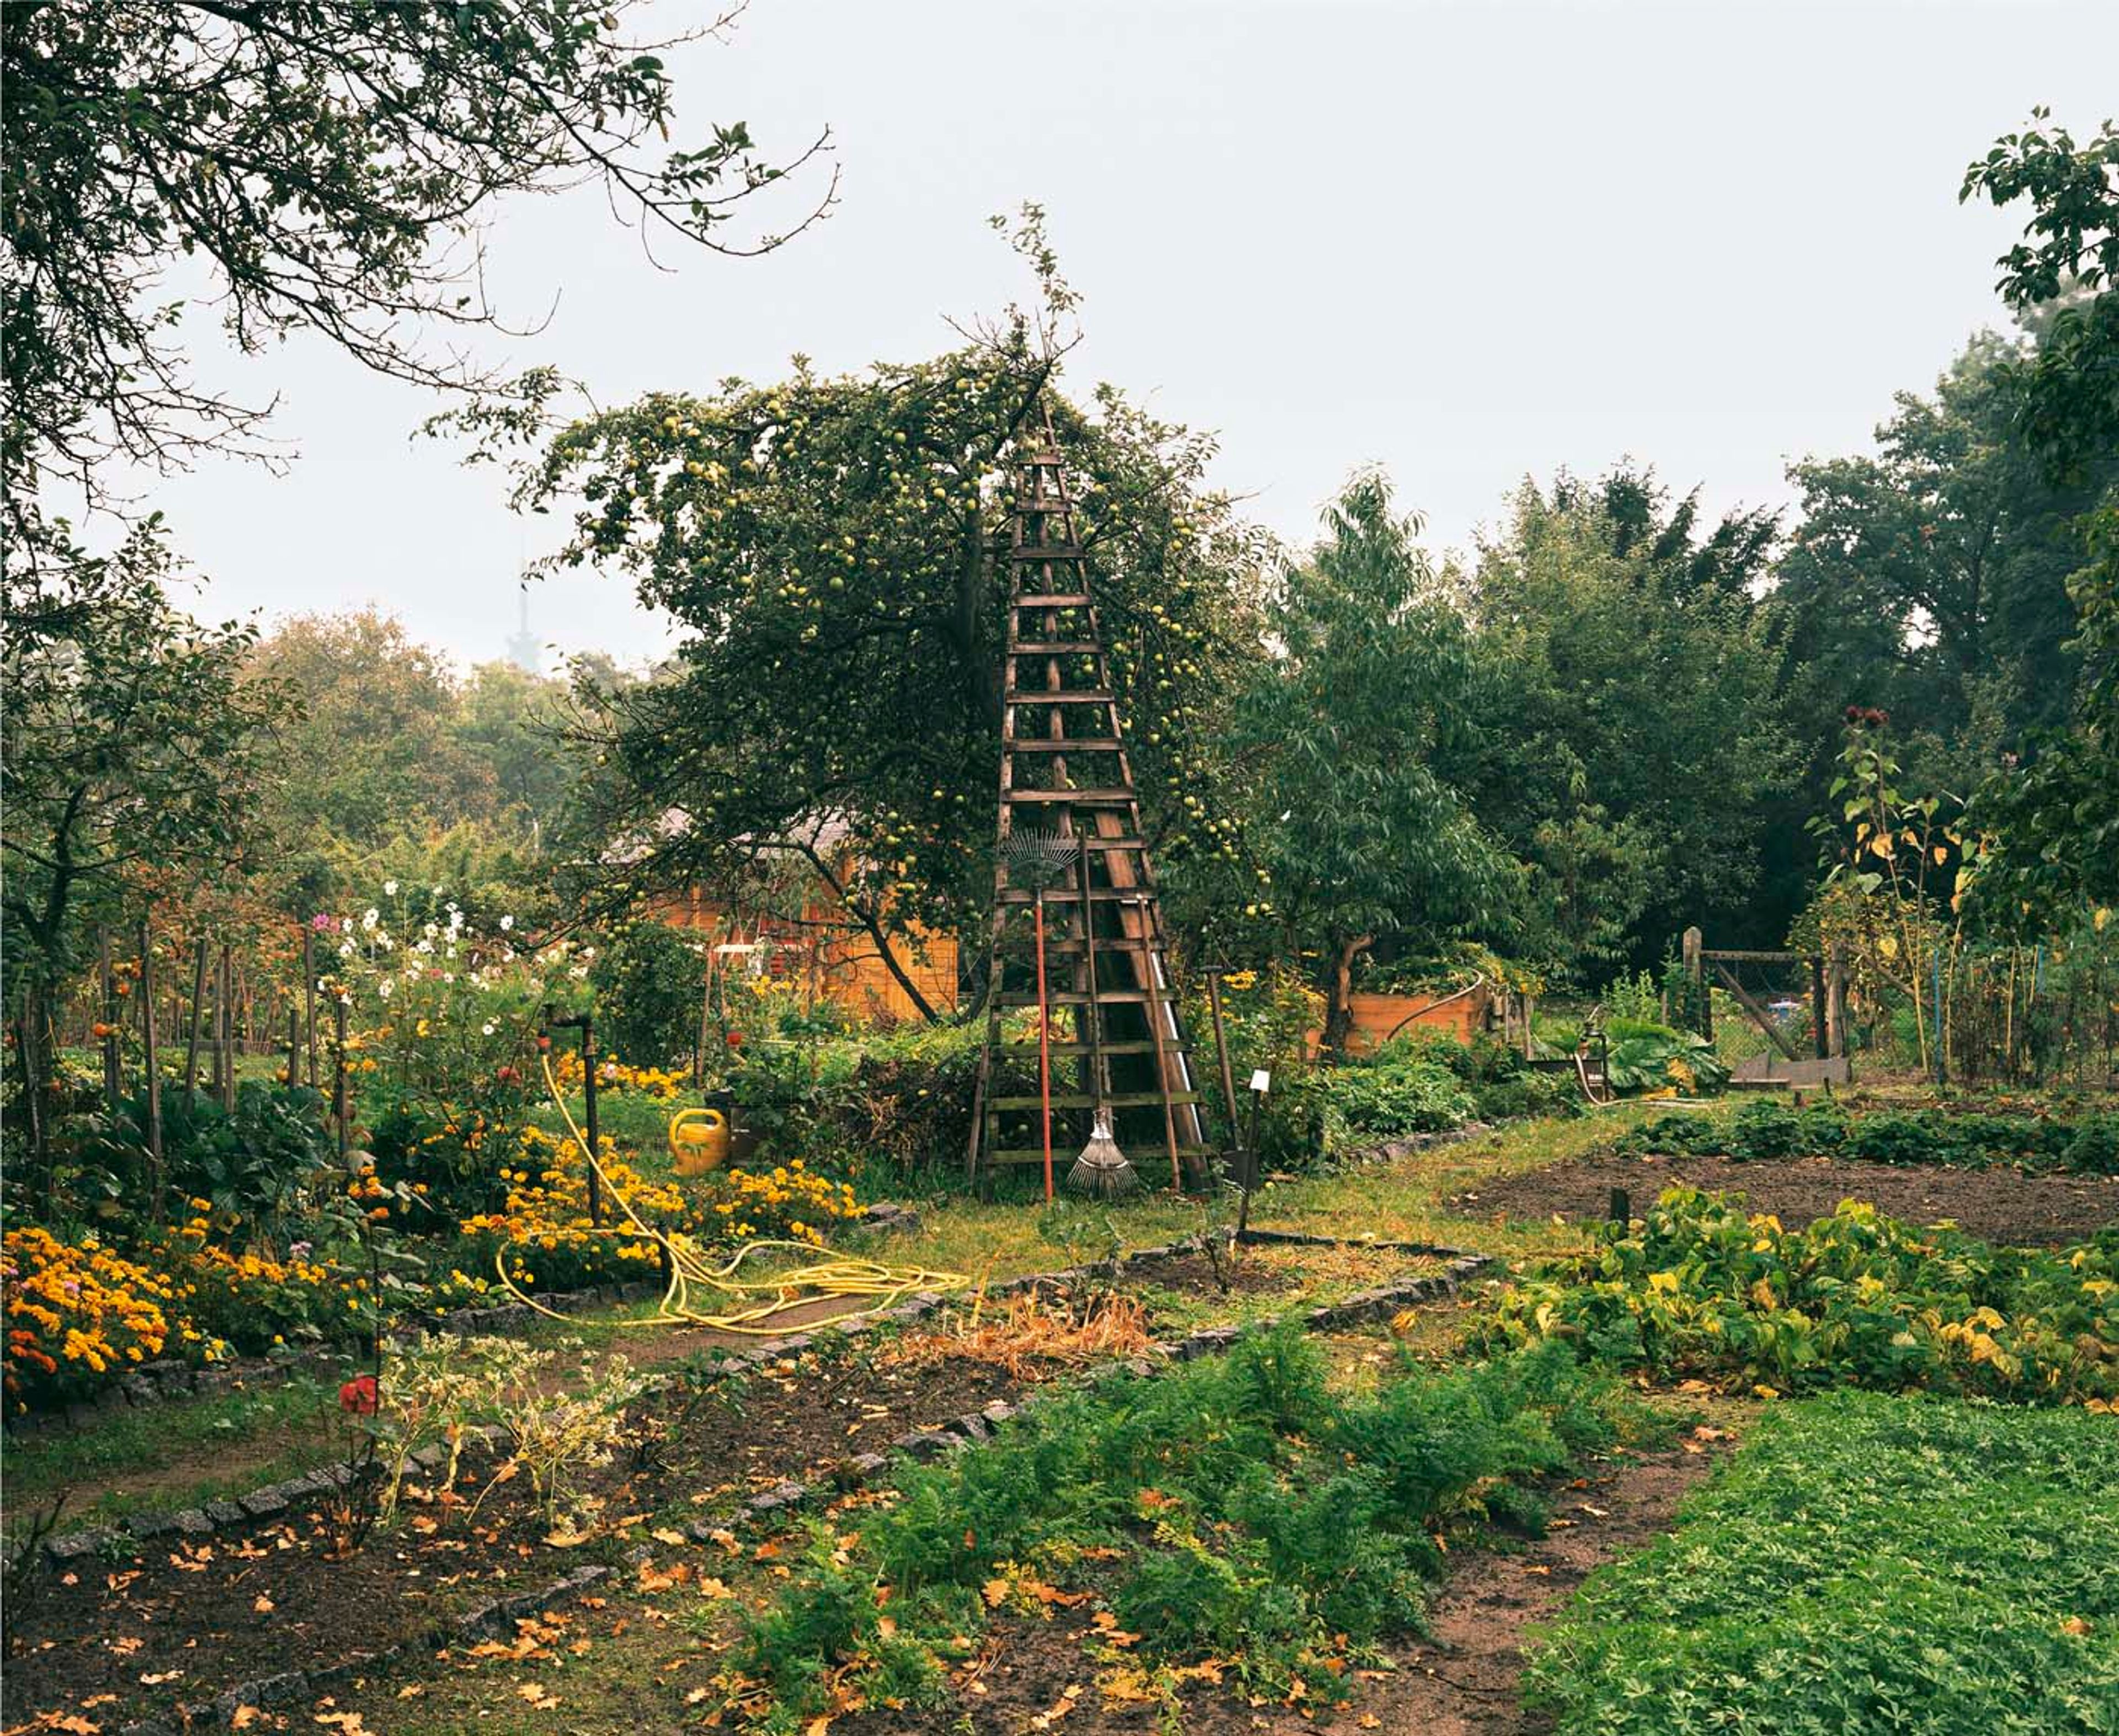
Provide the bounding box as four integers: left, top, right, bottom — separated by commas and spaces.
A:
3, 1226, 226, 1409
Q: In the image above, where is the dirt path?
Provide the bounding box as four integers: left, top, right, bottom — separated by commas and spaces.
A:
1276, 1437, 1724, 1735
1453, 1150, 2119, 1246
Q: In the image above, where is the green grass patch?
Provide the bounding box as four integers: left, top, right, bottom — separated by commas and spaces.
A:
729, 1330, 1651, 1729
1528, 1391, 2119, 1735
2, 1373, 339, 1537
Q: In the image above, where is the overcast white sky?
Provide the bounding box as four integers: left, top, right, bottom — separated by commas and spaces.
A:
126, 0, 2118, 672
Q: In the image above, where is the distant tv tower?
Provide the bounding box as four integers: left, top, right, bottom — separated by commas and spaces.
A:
505, 589, 540, 673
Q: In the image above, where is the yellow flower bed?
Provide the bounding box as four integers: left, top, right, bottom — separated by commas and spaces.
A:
147, 1213, 353, 1351
704, 1159, 862, 1248
456, 1124, 693, 1291
549, 1051, 689, 1103
452, 1127, 867, 1296
3, 1225, 227, 1410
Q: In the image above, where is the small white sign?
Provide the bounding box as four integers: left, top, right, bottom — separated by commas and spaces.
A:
1248, 1069, 1272, 1093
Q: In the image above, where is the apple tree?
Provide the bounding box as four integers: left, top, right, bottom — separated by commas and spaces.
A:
523, 340, 1271, 1018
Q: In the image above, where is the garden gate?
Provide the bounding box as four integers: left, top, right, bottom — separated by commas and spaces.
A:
1682, 926, 1850, 1085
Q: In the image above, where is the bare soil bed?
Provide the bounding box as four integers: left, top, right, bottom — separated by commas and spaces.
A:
1452, 1149, 2119, 1245
0, 1344, 1055, 1730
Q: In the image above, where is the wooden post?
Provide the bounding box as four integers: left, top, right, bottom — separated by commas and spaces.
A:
302, 927, 318, 1089
1204, 968, 1242, 1160
333, 995, 350, 1160
139, 917, 163, 1223
286, 1007, 301, 1089
1826, 945, 1848, 1063
694, 940, 716, 1090
1520, 991, 1537, 1060
581, 1019, 603, 1227
184, 936, 208, 1101
218, 944, 236, 1110
99, 930, 121, 1112
1683, 926, 1710, 1041
1810, 953, 1829, 1061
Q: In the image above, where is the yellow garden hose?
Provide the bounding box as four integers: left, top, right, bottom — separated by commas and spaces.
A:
486, 1054, 967, 1335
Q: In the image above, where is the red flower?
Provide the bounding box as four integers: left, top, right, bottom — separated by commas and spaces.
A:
339, 1373, 379, 1415
495, 1065, 520, 1085
725, 1030, 746, 1049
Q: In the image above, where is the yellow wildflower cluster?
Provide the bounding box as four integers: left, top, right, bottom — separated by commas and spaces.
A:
3, 1226, 228, 1408
550, 1051, 689, 1102
704, 1160, 861, 1248
457, 1123, 691, 1290
142, 1223, 352, 1353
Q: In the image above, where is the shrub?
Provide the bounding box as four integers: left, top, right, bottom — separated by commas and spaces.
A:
70, 1083, 339, 1239
1482, 1186, 2119, 1406
1404, 1030, 1580, 1123
588, 919, 707, 1069
1316, 1044, 1476, 1152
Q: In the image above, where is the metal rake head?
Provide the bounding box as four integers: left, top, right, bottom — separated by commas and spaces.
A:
998, 828, 1081, 893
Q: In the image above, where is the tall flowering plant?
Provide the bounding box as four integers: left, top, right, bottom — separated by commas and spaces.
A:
318, 885, 590, 1221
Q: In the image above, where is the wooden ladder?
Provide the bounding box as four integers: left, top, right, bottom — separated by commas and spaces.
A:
971, 406, 1211, 1190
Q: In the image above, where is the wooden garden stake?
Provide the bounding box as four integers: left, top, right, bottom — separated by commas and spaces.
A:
286, 1008, 301, 1090
219, 942, 236, 1109
1204, 968, 1240, 1163
303, 926, 318, 1088
139, 915, 163, 1223
333, 994, 350, 1160
184, 936, 207, 1101
99, 930, 121, 1112
1683, 925, 1709, 1040
1810, 952, 1829, 1061
582, 1016, 603, 1227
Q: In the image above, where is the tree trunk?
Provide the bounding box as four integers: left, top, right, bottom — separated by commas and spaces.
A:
797, 843, 942, 1024
1321, 934, 1372, 1056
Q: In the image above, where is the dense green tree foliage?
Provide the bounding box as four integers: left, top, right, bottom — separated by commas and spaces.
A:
1956, 111, 2119, 920
1, 0, 823, 532
1451, 473, 1794, 977
522, 328, 1271, 1016
1220, 475, 1507, 1045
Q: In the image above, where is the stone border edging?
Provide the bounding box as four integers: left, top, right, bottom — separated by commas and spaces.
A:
98, 1226, 1492, 1731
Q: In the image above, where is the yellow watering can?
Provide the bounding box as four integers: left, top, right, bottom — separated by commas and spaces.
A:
668, 1106, 731, 1176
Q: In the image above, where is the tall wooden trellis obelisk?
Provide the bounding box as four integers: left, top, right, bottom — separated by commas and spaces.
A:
972, 407, 1209, 1192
